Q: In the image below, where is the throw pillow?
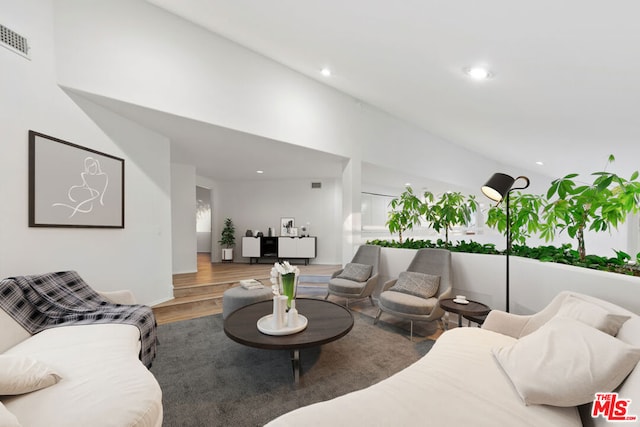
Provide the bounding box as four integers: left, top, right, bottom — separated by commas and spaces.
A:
492, 316, 640, 407
389, 271, 440, 299
0, 403, 21, 427
337, 263, 373, 282
0, 355, 62, 395
557, 295, 630, 336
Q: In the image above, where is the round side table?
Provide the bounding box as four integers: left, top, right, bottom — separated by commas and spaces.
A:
439, 298, 491, 328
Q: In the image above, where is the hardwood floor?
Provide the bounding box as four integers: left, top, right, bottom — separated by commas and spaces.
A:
152, 253, 340, 325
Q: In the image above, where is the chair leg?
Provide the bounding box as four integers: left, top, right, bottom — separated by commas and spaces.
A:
368, 295, 375, 306
374, 309, 382, 324
410, 321, 413, 342
324, 291, 330, 300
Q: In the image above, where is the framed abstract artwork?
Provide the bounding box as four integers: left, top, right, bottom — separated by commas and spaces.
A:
28, 131, 125, 228
280, 217, 295, 236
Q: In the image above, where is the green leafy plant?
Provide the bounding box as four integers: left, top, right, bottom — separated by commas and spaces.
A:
540, 155, 640, 261
425, 192, 478, 248
485, 191, 545, 245
386, 187, 431, 243
365, 239, 640, 277
218, 217, 236, 248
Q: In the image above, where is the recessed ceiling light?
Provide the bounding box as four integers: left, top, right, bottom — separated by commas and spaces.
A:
405, 182, 411, 187
465, 66, 492, 80
321, 67, 332, 77
536, 161, 544, 166
256, 170, 264, 174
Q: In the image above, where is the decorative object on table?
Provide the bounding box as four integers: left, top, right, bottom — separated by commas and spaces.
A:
287, 300, 299, 327
300, 225, 308, 237
454, 295, 469, 304
271, 295, 288, 330
239, 279, 264, 290
245, 229, 253, 237
257, 292, 308, 335
280, 217, 295, 236
28, 130, 125, 228
218, 217, 236, 261
270, 261, 300, 309
268, 227, 275, 237
481, 173, 530, 313
256, 231, 264, 237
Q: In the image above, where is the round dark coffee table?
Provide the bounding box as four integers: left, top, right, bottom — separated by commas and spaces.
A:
439, 298, 491, 328
223, 298, 354, 382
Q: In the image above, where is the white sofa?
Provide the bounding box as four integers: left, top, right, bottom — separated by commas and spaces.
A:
0, 289, 163, 427
267, 291, 640, 426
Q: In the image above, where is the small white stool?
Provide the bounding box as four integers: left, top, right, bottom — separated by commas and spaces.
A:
222, 285, 273, 319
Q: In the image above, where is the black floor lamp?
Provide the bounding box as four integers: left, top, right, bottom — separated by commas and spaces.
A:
481, 173, 530, 312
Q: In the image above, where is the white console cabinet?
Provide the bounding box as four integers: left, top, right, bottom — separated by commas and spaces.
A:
241, 237, 261, 259
241, 236, 316, 264
278, 237, 316, 265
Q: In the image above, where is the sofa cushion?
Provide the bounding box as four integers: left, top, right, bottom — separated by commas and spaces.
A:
0, 403, 21, 427
492, 316, 640, 407
379, 291, 437, 316
557, 295, 630, 335
2, 324, 162, 427
0, 355, 61, 395
328, 278, 366, 295
389, 272, 440, 299
266, 327, 581, 426
336, 263, 372, 282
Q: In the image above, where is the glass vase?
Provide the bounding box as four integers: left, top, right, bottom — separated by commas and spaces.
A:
279, 272, 298, 309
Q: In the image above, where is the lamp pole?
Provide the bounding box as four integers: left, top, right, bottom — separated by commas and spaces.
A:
505, 190, 511, 313
481, 173, 529, 314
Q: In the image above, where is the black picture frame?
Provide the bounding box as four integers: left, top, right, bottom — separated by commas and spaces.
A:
28, 130, 125, 228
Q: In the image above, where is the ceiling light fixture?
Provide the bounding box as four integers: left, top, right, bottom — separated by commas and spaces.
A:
321, 67, 332, 77
536, 161, 544, 166
404, 182, 411, 187
465, 66, 492, 80
256, 170, 264, 174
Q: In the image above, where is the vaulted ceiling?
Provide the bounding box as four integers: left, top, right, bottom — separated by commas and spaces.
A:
144, 0, 640, 184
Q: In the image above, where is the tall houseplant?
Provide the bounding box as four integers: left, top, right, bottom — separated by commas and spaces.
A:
485, 191, 545, 246
540, 156, 640, 261
386, 187, 430, 243
219, 217, 236, 261
424, 192, 477, 248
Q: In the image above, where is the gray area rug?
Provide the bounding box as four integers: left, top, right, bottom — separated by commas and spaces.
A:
151, 304, 434, 427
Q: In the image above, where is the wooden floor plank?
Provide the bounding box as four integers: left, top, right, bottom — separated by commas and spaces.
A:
154, 253, 340, 325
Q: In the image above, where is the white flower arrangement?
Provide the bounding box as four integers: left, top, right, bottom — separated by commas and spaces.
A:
270, 261, 300, 295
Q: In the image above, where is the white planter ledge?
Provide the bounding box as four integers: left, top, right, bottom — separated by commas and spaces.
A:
378, 247, 640, 315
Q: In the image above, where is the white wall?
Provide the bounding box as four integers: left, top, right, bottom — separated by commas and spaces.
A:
171, 164, 197, 273
196, 185, 212, 253
52, 0, 546, 193
0, 0, 173, 305
216, 178, 342, 264
51, 0, 637, 261
379, 248, 640, 315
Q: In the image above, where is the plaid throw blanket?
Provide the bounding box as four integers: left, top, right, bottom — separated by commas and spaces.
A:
0, 271, 157, 368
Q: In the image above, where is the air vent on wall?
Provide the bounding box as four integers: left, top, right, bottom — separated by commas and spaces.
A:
311, 182, 322, 189
1, 24, 30, 59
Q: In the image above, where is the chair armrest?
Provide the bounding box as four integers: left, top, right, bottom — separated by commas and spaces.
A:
331, 269, 344, 279
98, 290, 137, 305
482, 310, 531, 338
362, 274, 379, 297
381, 279, 397, 292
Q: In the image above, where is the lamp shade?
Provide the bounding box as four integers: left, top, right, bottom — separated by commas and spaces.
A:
481, 173, 515, 202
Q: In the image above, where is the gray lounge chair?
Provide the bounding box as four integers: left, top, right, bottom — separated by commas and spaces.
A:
325, 245, 380, 307
374, 248, 453, 340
